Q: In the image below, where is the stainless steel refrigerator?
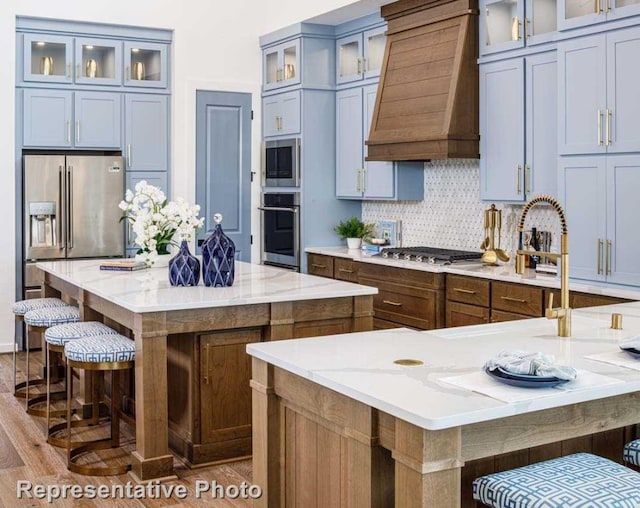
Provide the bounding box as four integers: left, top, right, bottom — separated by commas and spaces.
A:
23, 154, 125, 262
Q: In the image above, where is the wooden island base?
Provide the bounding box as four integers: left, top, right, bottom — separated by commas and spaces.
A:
251, 358, 640, 507
166, 297, 373, 467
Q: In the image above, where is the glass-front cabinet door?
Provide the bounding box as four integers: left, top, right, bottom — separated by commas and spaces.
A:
123, 41, 168, 88
559, 0, 640, 29
480, 0, 556, 54
23, 33, 73, 83
337, 33, 363, 84
75, 38, 122, 85
363, 26, 386, 80
263, 40, 300, 91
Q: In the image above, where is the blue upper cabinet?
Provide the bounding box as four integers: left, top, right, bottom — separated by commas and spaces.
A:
263, 90, 301, 138
336, 25, 386, 84
74, 92, 121, 148
480, 52, 557, 201
479, 0, 557, 55
559, 0, 640, 30
263, 39, 301, 91
559, 155, 640, 285
559, 26, 640, 155
74, 38, 122, 86
124, 41, 168, 88
23, 89, 121, 148
124, 94, 169, 171
23, 33, 73, 84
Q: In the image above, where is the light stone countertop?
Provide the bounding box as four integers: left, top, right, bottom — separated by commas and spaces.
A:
36, 259, 378, 313
247, 301, 640, 430
305, 246, 640, 301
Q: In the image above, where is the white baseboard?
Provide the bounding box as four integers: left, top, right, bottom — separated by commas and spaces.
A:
0, 343, 16, 354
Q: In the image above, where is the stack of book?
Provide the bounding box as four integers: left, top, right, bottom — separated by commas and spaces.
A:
99, 259, 148, 271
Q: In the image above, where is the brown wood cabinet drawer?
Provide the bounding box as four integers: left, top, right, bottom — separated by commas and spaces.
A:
491, 281, 543, 317
446, 275, 490, 307
334, 258, 358, 282
446, 301, 490, 327
373, 288, 437, 330
307, 254, 334, 278
491, 309, 533, 323
358, 263, 445, 290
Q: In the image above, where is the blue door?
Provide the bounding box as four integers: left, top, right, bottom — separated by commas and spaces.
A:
195, 90, 252, 262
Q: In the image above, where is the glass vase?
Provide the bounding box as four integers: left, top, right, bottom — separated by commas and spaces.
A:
201, 214, 235, 287
168, 240, 201, 286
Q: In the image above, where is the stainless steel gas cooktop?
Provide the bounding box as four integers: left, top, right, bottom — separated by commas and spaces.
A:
379, 247, 483, 264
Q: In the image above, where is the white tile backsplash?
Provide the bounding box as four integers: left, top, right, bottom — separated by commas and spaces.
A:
362, 159, 561, 255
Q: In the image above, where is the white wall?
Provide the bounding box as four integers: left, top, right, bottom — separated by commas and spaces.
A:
1, 0, 357, 352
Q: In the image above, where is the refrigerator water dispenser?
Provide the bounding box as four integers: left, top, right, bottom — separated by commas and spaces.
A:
29, 201, 56, 248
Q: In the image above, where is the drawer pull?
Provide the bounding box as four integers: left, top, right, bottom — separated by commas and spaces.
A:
338, 268, 354, 274
311, 263, 327, 269
453, 288, 476, 294
383, 300, 403, 307
500, 296, 527, 303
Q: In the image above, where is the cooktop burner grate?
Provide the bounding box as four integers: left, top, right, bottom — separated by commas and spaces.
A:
379, 247, 482, 264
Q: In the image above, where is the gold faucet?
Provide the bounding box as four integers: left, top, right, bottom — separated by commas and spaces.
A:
515, 195, 571, 337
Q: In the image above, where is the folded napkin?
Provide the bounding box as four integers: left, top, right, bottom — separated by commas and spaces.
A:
484, 350, 577, 381
619, 336, 640, 351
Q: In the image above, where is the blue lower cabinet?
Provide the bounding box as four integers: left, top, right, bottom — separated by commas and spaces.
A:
74, 91, 121, 148
23, 89, 73, 147
124, 94, 169, 171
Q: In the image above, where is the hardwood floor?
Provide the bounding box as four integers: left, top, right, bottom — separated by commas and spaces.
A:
1, 352, 254, 507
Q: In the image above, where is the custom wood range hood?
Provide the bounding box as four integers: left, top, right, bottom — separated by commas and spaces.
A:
366, 0, 479, 161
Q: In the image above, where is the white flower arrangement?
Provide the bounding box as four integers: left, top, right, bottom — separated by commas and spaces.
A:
119, 180, 204, 266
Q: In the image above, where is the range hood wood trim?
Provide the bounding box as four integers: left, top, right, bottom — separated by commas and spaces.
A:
366, 0, 479, 162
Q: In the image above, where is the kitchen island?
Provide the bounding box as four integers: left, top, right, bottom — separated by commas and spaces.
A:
36, 259, 377, 482
248, 302, 640, 507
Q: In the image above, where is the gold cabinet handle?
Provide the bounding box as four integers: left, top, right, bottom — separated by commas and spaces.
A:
596, 0, 602, 13
516, 165, 522, 194
311, 263, 326, 269
597, 239, 603, 274
606, 0, 611, 12
338, 268, 354, 274
597, 110, 603, 146
362, 168, 366, 192
453, 287, 476, 294
501, 296, 527, 303
356, 169, 361, 192
606, 109, 612, 146
76, 120, 80, 144
525, 18, 531, 39
66, 120, 71, 143
524, 165, 531, 194
357, 58, 362, 75
606, 239, 612, 275
363, 57, 368, 72
127, 144, 132, 168
203, 344, 210, 384
382, 300, 403, 307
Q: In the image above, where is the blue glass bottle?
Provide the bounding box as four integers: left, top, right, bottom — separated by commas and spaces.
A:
168, 237, 201, 286
201, 213, 235, 287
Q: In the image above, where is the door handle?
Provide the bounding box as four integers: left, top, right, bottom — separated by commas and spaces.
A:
356, 169, 361, 192
606, 239, 612, 275
382, 300, 403, 307
597, 238, 603, 274
338, 268, 354, 274
525, 18, 531, 39
76, 120, 80, 144
361, 168, 366, 193
524, 165, 531, 194
127, 144, 132, 169
516, 165, 522, 194
597, 110, 603, 146
501, 296, 527, 303
453, 288, 476, 294
66, 121, 71, 144
357, 58, 362, 75
606, 109, 612, 146
58, 166, 64, 249
67, 167, 73, 249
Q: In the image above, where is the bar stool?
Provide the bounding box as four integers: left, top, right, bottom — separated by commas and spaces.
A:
22, 306, 81, 416
472, 453, 640, 507
64, 333, 135, 476
44, 322, 120, 447
625, 439, 640, 468
12, 298, 69, 399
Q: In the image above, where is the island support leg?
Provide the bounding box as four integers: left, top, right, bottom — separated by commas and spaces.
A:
393, 421, 464, 508
130, 319, 176, 482
251, 358, 281, 508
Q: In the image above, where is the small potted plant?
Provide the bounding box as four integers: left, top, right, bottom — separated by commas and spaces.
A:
334, 216, 375, 249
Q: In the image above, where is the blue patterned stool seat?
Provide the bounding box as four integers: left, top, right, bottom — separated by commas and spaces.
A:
473, 453, 640, 507
45, 322, 118, 347
624, 439, 640, 467
23, 306, 80, 327
12, 298, 68, 316
64, 334, 135, 364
